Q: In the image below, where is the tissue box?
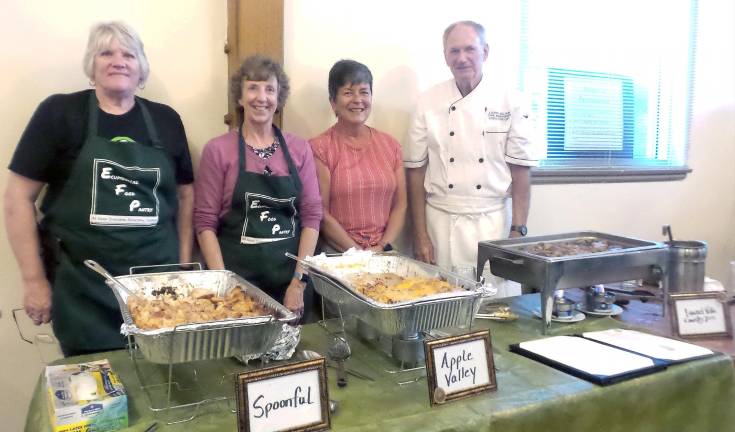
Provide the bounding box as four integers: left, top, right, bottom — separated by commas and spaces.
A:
45, 359, 128, 432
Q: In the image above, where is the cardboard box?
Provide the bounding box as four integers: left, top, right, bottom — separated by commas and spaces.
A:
45, 359, 128, 432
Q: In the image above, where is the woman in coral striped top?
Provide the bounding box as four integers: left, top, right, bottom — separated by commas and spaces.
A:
310, 60, 407, 252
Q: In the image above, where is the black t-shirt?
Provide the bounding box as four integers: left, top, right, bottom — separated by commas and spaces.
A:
9, 90, 194, 189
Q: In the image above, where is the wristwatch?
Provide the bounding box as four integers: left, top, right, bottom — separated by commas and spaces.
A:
293, 270, 310, 284
510, 225, 528, 236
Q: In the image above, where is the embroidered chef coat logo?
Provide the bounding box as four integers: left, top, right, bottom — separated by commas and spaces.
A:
90, 159, 161, 227
241, 192, 296, 244
487, 111, 511, 121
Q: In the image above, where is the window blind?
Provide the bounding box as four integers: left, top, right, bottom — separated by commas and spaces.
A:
520, 0, 698, 181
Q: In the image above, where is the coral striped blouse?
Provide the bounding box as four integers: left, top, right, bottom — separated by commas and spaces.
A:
310, 126, 402, 248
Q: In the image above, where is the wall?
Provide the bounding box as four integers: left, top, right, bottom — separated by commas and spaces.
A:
0, 0, 732, 430
283, 0, 735, 281
0, 1, 227, 430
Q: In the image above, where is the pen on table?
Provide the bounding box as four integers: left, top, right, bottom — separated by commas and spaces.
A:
144, 422, 158, 432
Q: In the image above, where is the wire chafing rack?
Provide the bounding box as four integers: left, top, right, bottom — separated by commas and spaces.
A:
107, 264, 297, 424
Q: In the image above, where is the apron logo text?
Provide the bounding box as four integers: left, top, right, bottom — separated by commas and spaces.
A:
114, 184, 135, 196
128, 200, 153, 213
240, 193, 297, 244
100, 167, 139, 185
90, 159, 160, 226
260, 211, 276, 222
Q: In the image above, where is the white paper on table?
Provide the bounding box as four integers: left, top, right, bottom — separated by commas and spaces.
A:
518, 336, 655, 377
582, 329, 713, 362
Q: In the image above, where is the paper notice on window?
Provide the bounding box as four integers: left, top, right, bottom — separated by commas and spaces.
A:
583, 329, 713, 361
518, 336, 654, 377
563, 77, 623, 151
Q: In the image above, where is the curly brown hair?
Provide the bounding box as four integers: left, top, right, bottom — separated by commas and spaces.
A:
230, 55, 290, 118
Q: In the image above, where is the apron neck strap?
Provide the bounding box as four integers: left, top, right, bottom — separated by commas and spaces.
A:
237, 125, 247, 170
137, 98, 162, 147
86, 91, 161, 147
274, 127, 300, 188
86, 91, 99, 137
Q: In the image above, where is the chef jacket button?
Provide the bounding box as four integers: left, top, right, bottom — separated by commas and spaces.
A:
451, 106, 456, 111
448, 184, 454, 189
449, 157, 455, 163
449, 131, 455, 136
479, 158, 484, 163
476, 185, 482, 189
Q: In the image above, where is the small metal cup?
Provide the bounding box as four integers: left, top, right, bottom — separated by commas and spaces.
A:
553, 296, 576, 319
585, 287, 615, 312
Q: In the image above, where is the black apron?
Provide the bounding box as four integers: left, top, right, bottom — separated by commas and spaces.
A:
41, 93, 179, 352
217, 126, 301, 302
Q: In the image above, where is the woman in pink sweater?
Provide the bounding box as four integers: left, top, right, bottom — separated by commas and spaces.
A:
194, 56, 322, 317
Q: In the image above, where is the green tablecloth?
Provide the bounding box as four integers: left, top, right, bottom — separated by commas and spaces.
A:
25, 295, 735, 431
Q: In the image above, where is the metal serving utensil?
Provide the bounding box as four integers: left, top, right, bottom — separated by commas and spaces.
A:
299, 350, 341, 413
327, 336, 352, 388
662, 224, 674, 243
302, 350, 374, 382
83, 259, 136, 298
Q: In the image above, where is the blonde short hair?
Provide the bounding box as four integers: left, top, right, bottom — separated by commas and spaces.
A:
82, 21, 150, 85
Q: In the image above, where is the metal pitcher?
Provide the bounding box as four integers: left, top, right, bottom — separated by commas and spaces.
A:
666, 240, 707, 292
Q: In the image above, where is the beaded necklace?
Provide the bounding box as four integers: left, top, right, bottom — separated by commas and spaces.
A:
246, 138, 279, 159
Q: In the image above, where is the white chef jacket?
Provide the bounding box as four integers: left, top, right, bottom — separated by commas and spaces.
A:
404, 75, 542, 273
404, 75, 541, 215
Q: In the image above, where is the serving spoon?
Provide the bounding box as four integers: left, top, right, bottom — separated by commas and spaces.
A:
83, 259, 136, 298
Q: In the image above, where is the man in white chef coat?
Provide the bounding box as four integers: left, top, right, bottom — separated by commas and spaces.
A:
405, 20, 541, 280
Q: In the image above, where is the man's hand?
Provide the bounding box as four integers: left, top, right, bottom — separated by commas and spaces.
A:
509, 230, 523, 238
283, 278, 306, 317
24, 277, 52, 325
413, 234, 435, 264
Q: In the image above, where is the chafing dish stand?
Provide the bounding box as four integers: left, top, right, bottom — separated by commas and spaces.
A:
478, 232, 669, 334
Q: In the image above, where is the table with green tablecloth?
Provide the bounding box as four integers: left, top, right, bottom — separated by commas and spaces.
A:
25, 295, 735, 431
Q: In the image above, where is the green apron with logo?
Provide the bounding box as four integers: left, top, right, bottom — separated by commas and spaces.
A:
217, 127, 301, 303
41, 92, 179, 352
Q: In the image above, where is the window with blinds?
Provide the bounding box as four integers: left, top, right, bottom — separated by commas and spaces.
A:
520, 0, 698, 182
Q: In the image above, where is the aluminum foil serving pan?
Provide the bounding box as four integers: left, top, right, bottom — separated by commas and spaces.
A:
107, 269, 297, 364
294, 252, 482, 337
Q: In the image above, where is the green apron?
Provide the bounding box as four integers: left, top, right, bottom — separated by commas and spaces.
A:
217, 126, 301, 303
42, 93, 179, 353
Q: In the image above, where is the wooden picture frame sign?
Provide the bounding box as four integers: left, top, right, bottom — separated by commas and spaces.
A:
235, 358, 330, 432
424, 330, 497, 406
669, 292, 733, 339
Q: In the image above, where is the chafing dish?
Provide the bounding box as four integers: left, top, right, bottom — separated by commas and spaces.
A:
477, 231, 669, 333
296, 253, 482, 337
108, 269, 297, 364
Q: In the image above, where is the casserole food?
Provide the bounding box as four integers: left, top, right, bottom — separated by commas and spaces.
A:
127, 285, 270, 330
520, 238, 624, 257
347, 273, 461, 304
107, 269, 296, 364
298, 252, 482, 336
